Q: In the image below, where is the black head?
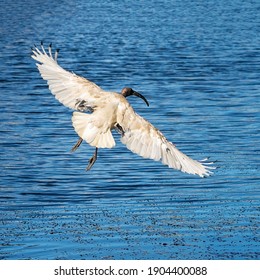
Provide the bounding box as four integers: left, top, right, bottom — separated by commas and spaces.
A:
121, 87, 149, 107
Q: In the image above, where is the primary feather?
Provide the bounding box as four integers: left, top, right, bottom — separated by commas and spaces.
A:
31, 44, 106, 111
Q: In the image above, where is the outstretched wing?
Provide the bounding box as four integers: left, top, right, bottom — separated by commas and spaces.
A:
31, 43, 108, 111
118, 106, 214, 177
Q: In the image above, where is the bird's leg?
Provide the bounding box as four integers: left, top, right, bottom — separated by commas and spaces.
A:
86, 147, 98, 171
71, 137, 83, 152
115, 123, 125, 136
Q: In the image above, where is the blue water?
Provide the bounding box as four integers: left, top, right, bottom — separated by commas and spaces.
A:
0, 0, 259, 259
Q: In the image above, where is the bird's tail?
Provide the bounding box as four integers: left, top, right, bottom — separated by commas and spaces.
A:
72, 112, 115, 149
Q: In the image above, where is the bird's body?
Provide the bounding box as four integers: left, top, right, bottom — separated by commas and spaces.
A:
31, 43, 214, 177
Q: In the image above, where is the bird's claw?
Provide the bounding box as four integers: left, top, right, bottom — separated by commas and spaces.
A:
86, 148, 98, 171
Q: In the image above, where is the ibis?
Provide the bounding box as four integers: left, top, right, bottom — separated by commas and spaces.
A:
31, 43, 214, 177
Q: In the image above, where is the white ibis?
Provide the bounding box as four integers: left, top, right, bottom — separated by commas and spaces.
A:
31, 43, 215, 177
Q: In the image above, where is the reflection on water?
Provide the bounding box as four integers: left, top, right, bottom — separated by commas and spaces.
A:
0, 0, 259, 259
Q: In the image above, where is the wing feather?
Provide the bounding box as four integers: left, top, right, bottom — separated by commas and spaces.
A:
31, 44, 107, 111
119, 106, 214, 177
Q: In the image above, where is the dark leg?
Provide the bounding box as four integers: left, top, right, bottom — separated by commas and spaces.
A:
86, 147, 98, 171
71, 137, 83, 152
115, 123, 125, 136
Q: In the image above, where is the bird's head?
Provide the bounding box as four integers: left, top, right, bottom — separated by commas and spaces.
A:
121, 87, 149, 107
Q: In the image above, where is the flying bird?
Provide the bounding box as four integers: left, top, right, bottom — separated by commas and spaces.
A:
31, 43, 214, 177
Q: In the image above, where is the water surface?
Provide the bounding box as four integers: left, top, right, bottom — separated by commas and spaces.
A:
0, 0, 259, 259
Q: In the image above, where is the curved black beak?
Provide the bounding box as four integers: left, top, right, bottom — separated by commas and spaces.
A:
132, 91, 149, 107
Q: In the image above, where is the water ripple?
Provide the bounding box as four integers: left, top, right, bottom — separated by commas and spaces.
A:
0, 0, 259, 260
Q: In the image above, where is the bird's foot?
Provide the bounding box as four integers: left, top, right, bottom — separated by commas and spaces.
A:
115, 123, 125, 136
86, 148, 98, 171
71, 137, 83, 152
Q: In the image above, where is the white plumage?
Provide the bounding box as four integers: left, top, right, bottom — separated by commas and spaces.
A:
31, 43, 215, 177
72, 112, 115, 148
